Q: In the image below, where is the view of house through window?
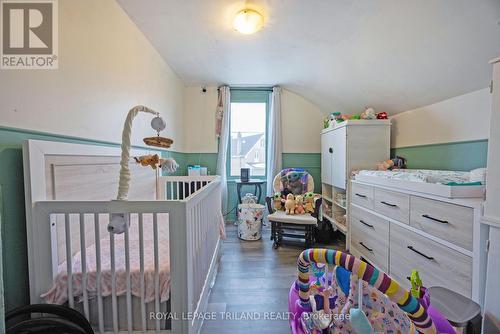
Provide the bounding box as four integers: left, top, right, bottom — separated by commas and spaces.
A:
230, 101, 267, 176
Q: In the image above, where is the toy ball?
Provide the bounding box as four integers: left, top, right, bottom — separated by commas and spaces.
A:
376, 112, 388, 119
151, 116, 166, 132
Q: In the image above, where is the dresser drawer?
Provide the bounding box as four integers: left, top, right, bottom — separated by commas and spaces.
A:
374, 188, 410, 224
389, 223, 472, 297
351, 208, 389, 272
351, 183, 374, 209
410, 197, 473, 251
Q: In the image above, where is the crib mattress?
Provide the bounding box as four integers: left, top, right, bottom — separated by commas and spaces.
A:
42, 234, 170, 305
355, 169, 485, 198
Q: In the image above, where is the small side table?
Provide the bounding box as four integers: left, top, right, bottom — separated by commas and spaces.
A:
235, 179, 265, 204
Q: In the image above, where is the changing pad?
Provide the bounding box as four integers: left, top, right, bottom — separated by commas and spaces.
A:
357, 169, 478, 185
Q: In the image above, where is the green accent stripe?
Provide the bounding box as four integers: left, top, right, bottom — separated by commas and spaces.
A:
392, 139, 488, 171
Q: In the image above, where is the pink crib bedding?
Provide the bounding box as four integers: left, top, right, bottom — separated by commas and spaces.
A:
42, 230, 171, 305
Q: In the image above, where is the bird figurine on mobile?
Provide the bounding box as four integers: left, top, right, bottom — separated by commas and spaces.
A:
108, 105, 179, 235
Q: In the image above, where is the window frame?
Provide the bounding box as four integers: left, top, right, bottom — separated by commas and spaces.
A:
227, 89, 271, 180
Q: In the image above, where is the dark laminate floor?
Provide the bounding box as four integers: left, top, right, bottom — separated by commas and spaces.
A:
200, 223, 345, 333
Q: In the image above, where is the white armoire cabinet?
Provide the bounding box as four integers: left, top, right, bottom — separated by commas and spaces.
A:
482, 56, 500, 333
320, 120, 390, 236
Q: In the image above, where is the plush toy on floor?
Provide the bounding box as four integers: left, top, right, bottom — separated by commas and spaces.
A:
285, 193, 296, 215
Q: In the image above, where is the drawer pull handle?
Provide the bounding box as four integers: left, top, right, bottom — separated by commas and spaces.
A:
380, 201, 398, 207
407, 245, 434, 260
359, 242, 373, 252
355, 193, 367, 198
329, 147, 333, 153
422, 214, 449, 224
359, 220, 374, 228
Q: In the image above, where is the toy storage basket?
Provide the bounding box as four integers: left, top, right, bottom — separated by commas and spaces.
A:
238, 194, 264, 241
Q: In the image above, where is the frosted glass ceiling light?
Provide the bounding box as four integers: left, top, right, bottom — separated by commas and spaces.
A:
233, 9, 264, 34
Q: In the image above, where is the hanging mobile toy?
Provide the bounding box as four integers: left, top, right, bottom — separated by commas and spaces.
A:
108, 105, 179, 235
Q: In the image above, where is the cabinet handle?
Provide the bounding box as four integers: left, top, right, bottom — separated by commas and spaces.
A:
422, 214, 449, 224
359, 220, 374, 228
328, 147, 333, 153
355, 193, 367, 198
359, 242, 373, 252
380, 201, 398, 208
407, 245, 434, 260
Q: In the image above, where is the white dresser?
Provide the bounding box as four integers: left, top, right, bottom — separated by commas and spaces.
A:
350, 180, 486, 303
320, 120, 390, 235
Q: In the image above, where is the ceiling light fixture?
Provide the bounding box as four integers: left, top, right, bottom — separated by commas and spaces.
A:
233, 9, 264, 35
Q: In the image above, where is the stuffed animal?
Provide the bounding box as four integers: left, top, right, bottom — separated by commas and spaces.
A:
273, 192, 284, 211
285, 193, 296, 215
159, 157, 179, 173
376, 112, 388, 119
134, 154, 160, 169
351, 114, 361, 120
361, 107, 376, 119
295, 195, 305, 215
377, 159, 394, 171
282, 170, 306, 195
304, 192, 315, 213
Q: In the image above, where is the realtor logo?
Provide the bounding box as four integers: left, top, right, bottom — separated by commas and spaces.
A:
1, 0, 58, 69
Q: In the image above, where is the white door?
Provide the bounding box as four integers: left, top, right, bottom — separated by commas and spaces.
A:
332, 127, 347, 189
483, 226, 500, 333
321, 130, 334, 185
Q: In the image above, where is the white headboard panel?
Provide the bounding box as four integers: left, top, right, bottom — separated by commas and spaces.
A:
23, 140, 161, 264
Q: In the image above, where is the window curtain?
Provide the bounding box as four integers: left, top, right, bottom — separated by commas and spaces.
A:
266, 86, 283, 194
216, 86, 231, 214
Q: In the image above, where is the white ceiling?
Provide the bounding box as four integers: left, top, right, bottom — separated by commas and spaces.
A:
117, 0, 500, 114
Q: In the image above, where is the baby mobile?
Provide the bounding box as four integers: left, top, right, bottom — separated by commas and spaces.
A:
108, 105, 179, 234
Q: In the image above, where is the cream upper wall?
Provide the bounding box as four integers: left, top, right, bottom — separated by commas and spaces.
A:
391, 88, 491, 148
0, 0, 185, 151
183, 87, 324, 153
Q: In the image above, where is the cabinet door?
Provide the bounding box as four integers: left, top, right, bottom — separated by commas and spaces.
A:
321, 130, 334, 185
332, 127, 347, 189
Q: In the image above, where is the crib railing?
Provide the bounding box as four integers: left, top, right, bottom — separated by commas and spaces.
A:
29, 176, 222, 334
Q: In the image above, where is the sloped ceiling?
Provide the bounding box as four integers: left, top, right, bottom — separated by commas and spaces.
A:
117, 0, 500, 114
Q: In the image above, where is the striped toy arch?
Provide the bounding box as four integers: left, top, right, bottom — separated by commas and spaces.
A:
297, 248, 437, 334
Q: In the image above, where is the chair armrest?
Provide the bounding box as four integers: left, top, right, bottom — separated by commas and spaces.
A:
265, 196, 275, 214
311, 197, 322, 219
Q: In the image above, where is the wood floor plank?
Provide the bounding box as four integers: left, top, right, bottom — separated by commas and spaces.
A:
201, 224, 345, 333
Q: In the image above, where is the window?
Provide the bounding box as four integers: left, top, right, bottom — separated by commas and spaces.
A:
229, 90, 270, 177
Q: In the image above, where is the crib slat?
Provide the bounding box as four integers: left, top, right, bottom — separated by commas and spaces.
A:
139, 213, 146, 332
153, 213, 160, 331
94, 214, 104, 334
79, 213, 89, 320
125, 217, 133, 333
65, 213, 74, 309
177, 181, 181, 200
170, 181, 174, 200
110, 220, 118, 334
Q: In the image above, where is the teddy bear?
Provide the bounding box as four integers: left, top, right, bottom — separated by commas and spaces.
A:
303, 192, 315, 213
284, 193, 296, 215
295, 195, 305, 214
134, 154, 160, 169
361, 107, 376, 119
273, 192, 284, 211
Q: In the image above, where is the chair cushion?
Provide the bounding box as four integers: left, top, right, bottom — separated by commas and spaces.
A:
268, 210, 317, 225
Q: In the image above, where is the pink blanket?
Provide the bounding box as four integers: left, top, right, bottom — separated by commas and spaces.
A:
42, 226, 171, 304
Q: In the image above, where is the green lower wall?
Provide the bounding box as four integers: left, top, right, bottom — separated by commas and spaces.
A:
392, 140, 488, 171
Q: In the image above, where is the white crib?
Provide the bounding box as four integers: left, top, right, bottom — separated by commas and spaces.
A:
23, 140, 222, 334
